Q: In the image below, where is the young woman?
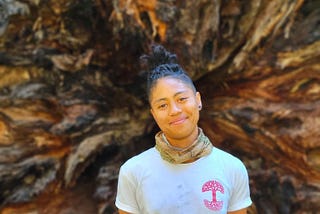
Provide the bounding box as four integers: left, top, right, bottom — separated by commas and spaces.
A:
115, 45, 252, 214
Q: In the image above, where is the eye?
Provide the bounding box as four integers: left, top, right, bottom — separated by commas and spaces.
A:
157, 103, 167, 109
178, 97, 188, 102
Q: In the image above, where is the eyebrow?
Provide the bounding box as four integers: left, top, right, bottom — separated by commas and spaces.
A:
152, 91, 188, 105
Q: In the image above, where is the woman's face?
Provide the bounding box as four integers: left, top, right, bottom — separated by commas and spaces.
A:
150, 77, 202, 145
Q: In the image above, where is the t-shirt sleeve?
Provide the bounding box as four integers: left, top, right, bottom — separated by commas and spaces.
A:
115, 163, 140, 213
228, 160, 252, 211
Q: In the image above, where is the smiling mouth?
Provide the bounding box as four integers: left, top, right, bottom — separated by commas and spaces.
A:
170, 118, 186, 125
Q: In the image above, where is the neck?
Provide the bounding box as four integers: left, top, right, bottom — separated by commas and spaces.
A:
165, 127, 199, 149
155, 127, 213, 164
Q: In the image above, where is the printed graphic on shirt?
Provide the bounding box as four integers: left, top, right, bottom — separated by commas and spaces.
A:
202, 180, 224, 211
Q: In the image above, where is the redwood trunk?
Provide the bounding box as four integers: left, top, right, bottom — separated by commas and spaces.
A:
0, 0, 319, 213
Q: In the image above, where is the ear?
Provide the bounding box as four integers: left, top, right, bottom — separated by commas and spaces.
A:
150, 108, 155, 118
196, 91, 202, 107
150, 107, 159, 124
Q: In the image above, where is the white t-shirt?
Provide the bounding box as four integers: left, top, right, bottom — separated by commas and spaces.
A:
115, 147, 252, 214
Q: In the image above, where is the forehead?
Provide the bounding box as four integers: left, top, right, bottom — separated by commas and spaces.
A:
150, 77, 193, 98
157, 77, 188, 88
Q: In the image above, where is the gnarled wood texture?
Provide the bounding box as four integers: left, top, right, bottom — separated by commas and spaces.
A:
0, 0, 319, 213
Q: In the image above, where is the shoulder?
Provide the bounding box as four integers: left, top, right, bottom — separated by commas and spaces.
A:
120, 147, 158, 172
210, 147, 248, 172
211, 147, 242, 162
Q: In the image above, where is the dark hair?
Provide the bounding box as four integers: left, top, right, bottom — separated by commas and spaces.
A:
140, 44, 196, 102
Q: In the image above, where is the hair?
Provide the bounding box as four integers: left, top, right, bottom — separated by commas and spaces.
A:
140, 44, 196, 103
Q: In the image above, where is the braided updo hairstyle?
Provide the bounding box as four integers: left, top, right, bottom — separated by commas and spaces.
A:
140, 44, 196, 103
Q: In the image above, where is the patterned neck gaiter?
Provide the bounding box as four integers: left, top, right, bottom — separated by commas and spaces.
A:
155, 128, 213, 164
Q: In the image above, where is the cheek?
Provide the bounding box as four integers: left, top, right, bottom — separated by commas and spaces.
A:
187, 105, 200, 121
192, 108, 200, 119
152, 111, 166, 123
186, 103, 199, 114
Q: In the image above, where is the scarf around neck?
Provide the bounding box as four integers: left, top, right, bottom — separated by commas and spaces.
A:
155, 128, 213, 164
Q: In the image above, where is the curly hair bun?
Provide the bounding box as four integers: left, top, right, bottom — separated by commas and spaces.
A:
140, 44, 195, 101
140, 44, 178, 71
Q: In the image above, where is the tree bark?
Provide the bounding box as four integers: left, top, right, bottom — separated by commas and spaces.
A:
0, 0, 319, 213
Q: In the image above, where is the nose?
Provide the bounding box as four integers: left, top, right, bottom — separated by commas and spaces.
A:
169, 102, 182, 115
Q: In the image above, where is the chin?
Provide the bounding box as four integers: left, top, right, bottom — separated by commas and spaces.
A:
168, 129, 193, 139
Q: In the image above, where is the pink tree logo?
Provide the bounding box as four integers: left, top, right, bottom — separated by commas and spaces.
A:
202, 180, 224, 211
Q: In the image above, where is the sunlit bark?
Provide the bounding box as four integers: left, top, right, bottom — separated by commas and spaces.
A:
0, 0, 319, 213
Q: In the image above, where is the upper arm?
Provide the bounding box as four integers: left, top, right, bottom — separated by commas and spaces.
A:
228, 208, 247, 214
228, 160, 252, 211
115, 164, 140, 213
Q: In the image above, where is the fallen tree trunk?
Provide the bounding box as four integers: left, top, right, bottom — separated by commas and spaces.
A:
0, 0, 319, 213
